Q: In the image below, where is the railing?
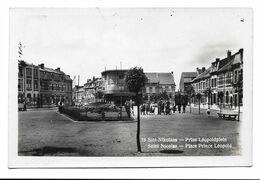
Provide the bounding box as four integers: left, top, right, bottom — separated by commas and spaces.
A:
58, 105, 132, 121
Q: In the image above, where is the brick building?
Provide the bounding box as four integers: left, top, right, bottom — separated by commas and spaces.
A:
143, 72, 176, 102
189, 49, 243, 109
18, 61, 72, 107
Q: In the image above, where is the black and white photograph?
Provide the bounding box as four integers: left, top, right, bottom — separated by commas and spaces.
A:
8, 7, 253, 167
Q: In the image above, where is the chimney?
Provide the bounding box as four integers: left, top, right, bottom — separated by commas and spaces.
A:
227, 50, 232, 58
39, 63, 44, 69
216, 58, 220, 62
56, 67, 60, 71
196, 67, 201, 74
202, 67, 206, 72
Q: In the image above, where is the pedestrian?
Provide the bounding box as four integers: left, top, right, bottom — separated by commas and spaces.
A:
130, 99, 134, 116
173, 104, 176, 113
124, 99, 131, 120
158, 100, 162, 115
166, 100, 171, 115
207, 108, 210, 116
182, 103, 186, 113
150, 104, 155, 114
161, 101, 165, 115
146, 102, 150, 115
23, 101, 27, 111
178, 104, 181, 113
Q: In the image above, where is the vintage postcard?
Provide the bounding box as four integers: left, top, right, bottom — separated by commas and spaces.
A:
9, 8, 253, 167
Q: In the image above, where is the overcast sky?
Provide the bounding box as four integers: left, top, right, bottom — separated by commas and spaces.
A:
10, 8, 252, 89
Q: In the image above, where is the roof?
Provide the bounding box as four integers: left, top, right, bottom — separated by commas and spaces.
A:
191, 66, 212, 82
181, 72, 197, 78
191, 49, 243, 82
19, 60, 72, 81
145, 73, 175, 85
101, 69, 128, 75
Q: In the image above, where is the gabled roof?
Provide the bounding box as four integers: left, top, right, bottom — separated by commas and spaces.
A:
19, 60, 72, 81
191, 66, 212, 82
181, 72, 197, 78
145, 73, 175, 85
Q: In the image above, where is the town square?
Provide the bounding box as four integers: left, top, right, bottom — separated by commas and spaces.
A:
13, 8, 246, 157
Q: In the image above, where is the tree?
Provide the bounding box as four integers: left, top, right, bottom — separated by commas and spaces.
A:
94, 90, 104, 102
203, 87, 212, 109
125, 67, 148, 152
233, 71, 243, 121
196, 93, 202, 114
158, 90, 169, 100
185, 85, 195, 113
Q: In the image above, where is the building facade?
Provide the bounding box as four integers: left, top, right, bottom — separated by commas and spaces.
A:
190, 49, 243, 109
101, 69, 176, 104
143, 72, 176, 102
72, 77, 104, 106
18, 61, 40, 106
72, 85, 85, 106
179, 72, 198, 93
101, 69, 135, 105
18, 61, 73, 107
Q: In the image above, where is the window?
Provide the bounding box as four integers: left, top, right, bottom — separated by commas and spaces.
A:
218, 74, 224, 86
18, 67, 24, 77
152, 86, 156, 93
146, 87, 149, 93
26, 79, 32, 89
149, 87, 153, 93
26, 68, 32, 77
34, 80, 38, 90
33, 69, 38, 77
234, 71, 238, 83
18, 79, 23, 91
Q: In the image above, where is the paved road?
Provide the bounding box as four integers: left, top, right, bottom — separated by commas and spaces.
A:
18, 109, 240, 156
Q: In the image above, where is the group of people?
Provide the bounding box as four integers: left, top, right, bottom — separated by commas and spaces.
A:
140, 99, 187, 115
124, 98, 188, 118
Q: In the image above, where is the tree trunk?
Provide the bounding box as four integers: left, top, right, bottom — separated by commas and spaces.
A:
208, 95, 210, 109
136, 93, 142, 152
238, 93, 240, 121
198, 99, 200, 114
189, 96, 192, 113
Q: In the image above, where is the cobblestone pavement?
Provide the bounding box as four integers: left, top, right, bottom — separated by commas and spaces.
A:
18, 108, 240, 156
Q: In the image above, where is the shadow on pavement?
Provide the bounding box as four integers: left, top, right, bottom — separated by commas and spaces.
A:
159, 149, 184, 154
19, 146, 77, 156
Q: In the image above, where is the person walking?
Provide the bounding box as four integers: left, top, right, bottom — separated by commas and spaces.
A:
178, 103, 181, 113
124, 99, 131, 120
158, 100, 162, 115
161, 101, 165, 115
173, 103, 176, 113
166, 99, 171, 115
182, 103, 186, 113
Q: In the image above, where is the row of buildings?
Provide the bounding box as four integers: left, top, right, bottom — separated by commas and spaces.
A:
179, 48, 243, 109
19, 48, 242, 108
73, 70, 176, 106
18, 60, 73, 107
18, 60, 176, 107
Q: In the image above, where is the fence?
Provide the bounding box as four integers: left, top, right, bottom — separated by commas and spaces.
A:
58, 106, 132, 121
